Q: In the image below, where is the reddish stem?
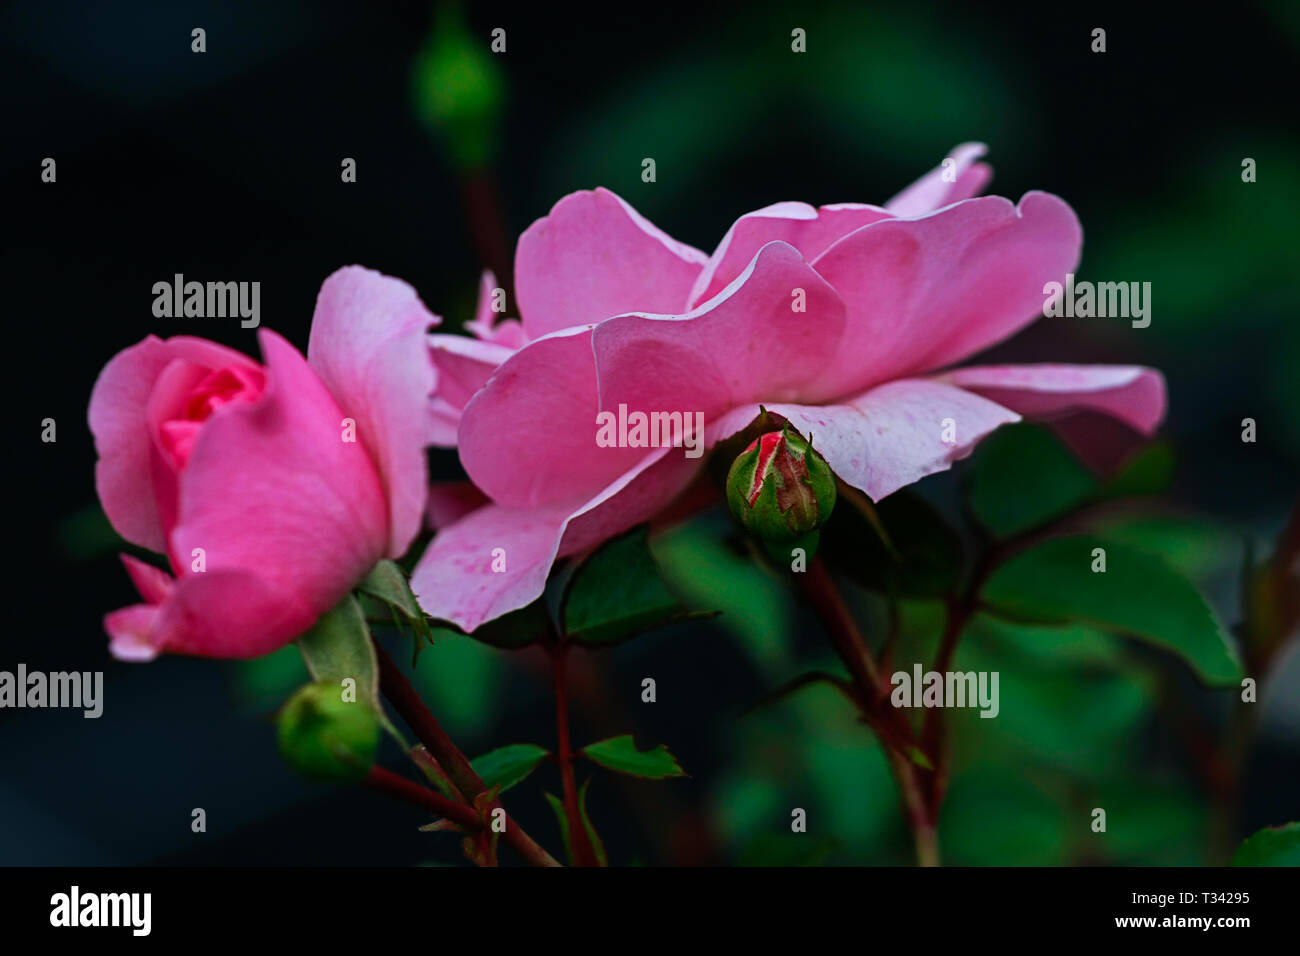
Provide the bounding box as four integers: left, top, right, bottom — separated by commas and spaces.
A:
365, 766, 480, 829
551, 643, 600, 866
372, 638, 561, 867
460, 169, 514, 305
800, 557, 938, 865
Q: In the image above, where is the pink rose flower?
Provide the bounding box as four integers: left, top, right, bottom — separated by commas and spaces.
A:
411, 143, 1166, 632
90, 267, 436, 660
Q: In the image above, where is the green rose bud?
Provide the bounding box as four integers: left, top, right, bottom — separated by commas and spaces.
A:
277, 681, 379, 782
725, 426, 836, 541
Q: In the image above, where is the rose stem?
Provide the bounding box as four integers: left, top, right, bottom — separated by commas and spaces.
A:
550, 642, 601, 866
364, 766, 481, 829
372, 637, 562, 867
800, 556, 940, 866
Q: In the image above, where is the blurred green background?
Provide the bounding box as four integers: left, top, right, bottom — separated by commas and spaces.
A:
6, 0, 1298, 864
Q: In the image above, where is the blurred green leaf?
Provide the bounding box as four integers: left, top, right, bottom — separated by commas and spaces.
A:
955, 622, 1152, 775
738, 832, 837, 867
470, 743, 550, 794
941, 769, 1068, 865
412, 631, 502, 741
582, 734, 686, 779
968, 424, 1098, 537
1091, 515, 1239, 580
1231, 822, 1300, 866
1099, 442, 1176, 499
969, 613, 1128, 670
822, 489, 963, 597
230, 644, 310, 713
1090, 777, 1207, 865
652, 510, 792, 678
563, 527, 700, 646
981, 535, 1242, 686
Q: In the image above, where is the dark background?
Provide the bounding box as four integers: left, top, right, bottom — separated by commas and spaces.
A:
4, 0, 1298, 865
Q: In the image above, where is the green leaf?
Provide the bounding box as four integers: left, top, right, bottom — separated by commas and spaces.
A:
1092, 516, 1238, 579
821, 489, 963, 597
1100, 441, 1175, 499
968, 424, 1098, 538
470, 743, 550, 794
542, 791, 573, 864
981, 535, 1243, 686
1089, 777, 1208, 865
1231, 823, 1300, 866
582, 734, 686, 779
563, 527, 690, 645
941, 769, 1069, 865
542, 786, 608, 867
357, 559, 423, 621
969, 613, 1129, 671
954, 623, 1153, 775
297, 595, 405, 746
578, 778, 608, 866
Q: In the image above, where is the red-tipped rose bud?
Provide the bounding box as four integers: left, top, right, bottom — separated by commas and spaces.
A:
726, 426, 836, 542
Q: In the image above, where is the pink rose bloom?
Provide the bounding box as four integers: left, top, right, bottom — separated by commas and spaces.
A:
90, 267, 436, 660
410, 143, 1164, 632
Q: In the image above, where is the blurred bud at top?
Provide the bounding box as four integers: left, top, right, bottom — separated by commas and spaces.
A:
411, 2, 505, 169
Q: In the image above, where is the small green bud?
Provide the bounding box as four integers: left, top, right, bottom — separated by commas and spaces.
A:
277, 681, 379, 781
726, 426, 836, 541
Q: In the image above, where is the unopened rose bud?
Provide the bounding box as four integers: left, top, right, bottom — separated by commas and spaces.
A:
725, 426, 836, 541
277, 681, 379, 781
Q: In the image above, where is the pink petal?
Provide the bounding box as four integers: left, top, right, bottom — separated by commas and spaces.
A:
465, 270, 528, 349
458, 326, 647, 509
88, 336, 258, 553
594, 241, 849, 418
810, 192, 1082, 397
687, 202, 892, 309
108, 569, 315, 661
428, 400, 461, 447
514, 188, 707, 339
428, 333, 514, 413
884, 142, 993, 216
412, 448, 700, 631
105, 604, 164, 662
426, 481, 491, 531
120, 554, 173, 605
410, 500, 571, 632
308, 266, 438, 557
942, 364, 1167, 435
170, 330, 390, 644
710, 379, 1021, 501
161, 569, 322, 659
